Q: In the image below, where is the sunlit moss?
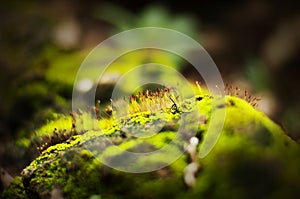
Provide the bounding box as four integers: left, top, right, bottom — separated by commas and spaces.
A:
2, 85, 300, 199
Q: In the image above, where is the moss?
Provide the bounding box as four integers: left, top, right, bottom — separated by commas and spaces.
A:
2, 94, 300, 199
1, 177, 27, 199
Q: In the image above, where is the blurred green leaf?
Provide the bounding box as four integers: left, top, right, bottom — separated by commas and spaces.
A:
245, 59, 271, 91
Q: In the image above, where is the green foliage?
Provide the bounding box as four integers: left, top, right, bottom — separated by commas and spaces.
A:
245, 59, 271, 91
94, 3, 198, 37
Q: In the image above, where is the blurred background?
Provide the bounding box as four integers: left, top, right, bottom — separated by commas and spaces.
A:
0, 0, 300, 181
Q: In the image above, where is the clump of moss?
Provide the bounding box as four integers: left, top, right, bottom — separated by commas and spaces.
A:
1, 177, 26, 199
2, 85, 300, 199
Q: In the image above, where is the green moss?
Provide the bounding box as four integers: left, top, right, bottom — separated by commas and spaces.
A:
1, 177, 27, 199
3, 95, 300, 199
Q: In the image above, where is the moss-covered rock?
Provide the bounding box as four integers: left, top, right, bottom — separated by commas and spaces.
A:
1, 177, 26, 199
2, 94, 300, 199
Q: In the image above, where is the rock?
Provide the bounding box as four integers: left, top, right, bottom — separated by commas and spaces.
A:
2, 94, 300, 199
0, 168, 14, 188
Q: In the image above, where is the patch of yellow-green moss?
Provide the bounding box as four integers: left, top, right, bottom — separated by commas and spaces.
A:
1, 177, 26, 199
3, 95, 300, 199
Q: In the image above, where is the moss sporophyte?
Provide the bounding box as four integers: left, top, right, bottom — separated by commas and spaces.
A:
2, 82, 300, 199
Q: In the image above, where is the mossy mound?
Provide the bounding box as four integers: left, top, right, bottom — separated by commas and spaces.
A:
2, 95, 300, 199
